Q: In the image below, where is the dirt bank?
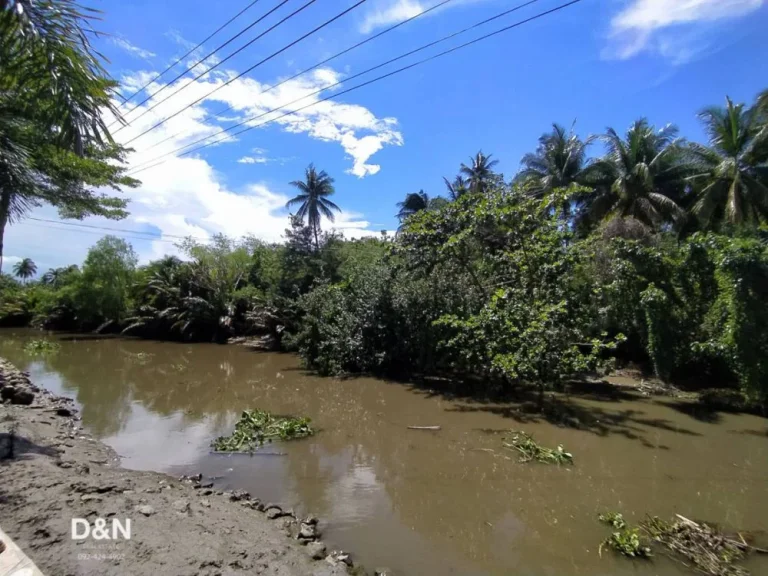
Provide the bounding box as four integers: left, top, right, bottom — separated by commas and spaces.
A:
0, 358, 365, 576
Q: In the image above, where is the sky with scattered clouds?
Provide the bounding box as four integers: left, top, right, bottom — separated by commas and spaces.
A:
4, 0, 767, 272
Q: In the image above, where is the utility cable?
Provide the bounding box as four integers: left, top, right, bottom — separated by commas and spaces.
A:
137, 0, 459, 157
111, 0, 301, 129
26, 217, 202, 241
115, 0, 264, 110
129, 0, 574, 176
123, 0, 369, 145
18, 221, 197, 245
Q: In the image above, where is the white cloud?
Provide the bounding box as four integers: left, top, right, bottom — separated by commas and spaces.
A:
120, 66, 403, 178
358, 0, 485, 34
607, 0, 764, 61
3, 59, 400, 269
360, 0, 425, 33
238, 156, 270, 164
2, 255, 22, 268
110, 37, 156, 60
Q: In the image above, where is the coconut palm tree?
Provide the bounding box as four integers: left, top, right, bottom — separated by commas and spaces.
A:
686, 97, 768, 228
460, 151, 499, 194
41, 265, 78, 287
582, 119, 687, 229
516, 123, 594, 196
285, 164, 341, 250
13, 258, 36, 282
396, 190, 430, 230
443, 176, 469, 200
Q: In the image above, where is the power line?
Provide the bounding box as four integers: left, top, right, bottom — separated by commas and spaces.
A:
128, 0, 542, 172
18, 221, 191, 245
26, 217, 205, 241
115, 0, 264, 110
123, 0, 370, 146
136, 0, 459, 158
129, 0, 571, 176
113, 0, 302, 131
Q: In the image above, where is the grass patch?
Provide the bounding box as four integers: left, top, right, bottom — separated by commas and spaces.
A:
598, 512, 765, 575
23, 338, 60, 355
502, 431, 573, 464
212, 409, 314, 452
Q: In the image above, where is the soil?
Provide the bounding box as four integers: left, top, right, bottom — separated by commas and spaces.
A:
0, 358, 355, 576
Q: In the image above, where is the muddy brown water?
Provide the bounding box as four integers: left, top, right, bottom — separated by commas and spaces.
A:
2, 329, 767, 576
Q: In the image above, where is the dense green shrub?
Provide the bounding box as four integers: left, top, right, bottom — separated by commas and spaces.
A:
2, 196, 766, 401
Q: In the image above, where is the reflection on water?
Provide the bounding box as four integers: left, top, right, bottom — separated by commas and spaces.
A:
2, 329, 767, 576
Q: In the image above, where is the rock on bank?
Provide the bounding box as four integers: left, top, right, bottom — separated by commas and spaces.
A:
0, 357, 350, 576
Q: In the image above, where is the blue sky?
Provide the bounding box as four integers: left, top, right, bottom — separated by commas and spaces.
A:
5, 0, 768, 271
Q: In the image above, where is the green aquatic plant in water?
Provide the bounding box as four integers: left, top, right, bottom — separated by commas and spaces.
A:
598, 511, 627, 530
598, 511, 652, 558
502, 431, 573, 464
599, 512, 759, 575
23, 339, 60, 355
600, 527, 653, 559
212, 409, 314, 452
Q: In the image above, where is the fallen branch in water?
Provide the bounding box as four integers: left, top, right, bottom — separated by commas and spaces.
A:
407, 426, 441, 431
598, 511, 766, 576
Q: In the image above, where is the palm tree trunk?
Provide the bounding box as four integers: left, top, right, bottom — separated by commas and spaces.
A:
0, 188, 10, 274
313, 224, 320, 252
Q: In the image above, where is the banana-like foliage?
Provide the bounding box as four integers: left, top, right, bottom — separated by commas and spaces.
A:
123, 239, 286, 342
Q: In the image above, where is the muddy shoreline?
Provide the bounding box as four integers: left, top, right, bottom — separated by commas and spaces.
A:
0, 357, 373, 576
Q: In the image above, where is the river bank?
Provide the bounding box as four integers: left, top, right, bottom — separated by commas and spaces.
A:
0, 357, 365, 576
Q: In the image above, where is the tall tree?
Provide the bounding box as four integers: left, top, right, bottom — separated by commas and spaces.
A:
79, 236, 137, 324
396, 190, 430, 225
460, 151, 499, 194
286, 164, 340, 250
516, 123, 594, 196
686, 96, 768, 228
583, 119, 687, 229
0, 0, 138, 272
12, 257, 36, 281
41, 264, 79, 287
443, 176, 468, 200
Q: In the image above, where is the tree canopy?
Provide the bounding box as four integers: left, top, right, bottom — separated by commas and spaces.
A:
0, 0, 138, 271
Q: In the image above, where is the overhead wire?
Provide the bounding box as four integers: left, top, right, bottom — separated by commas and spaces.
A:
17, 221, 197, 245
122, 0, 370, 145
127, 0, 543, 172
115, 0, 264, 110
25, 217, 205, 241
113, 0, 307, 131
136, 0, 459, 157
128, 0, 580, 176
